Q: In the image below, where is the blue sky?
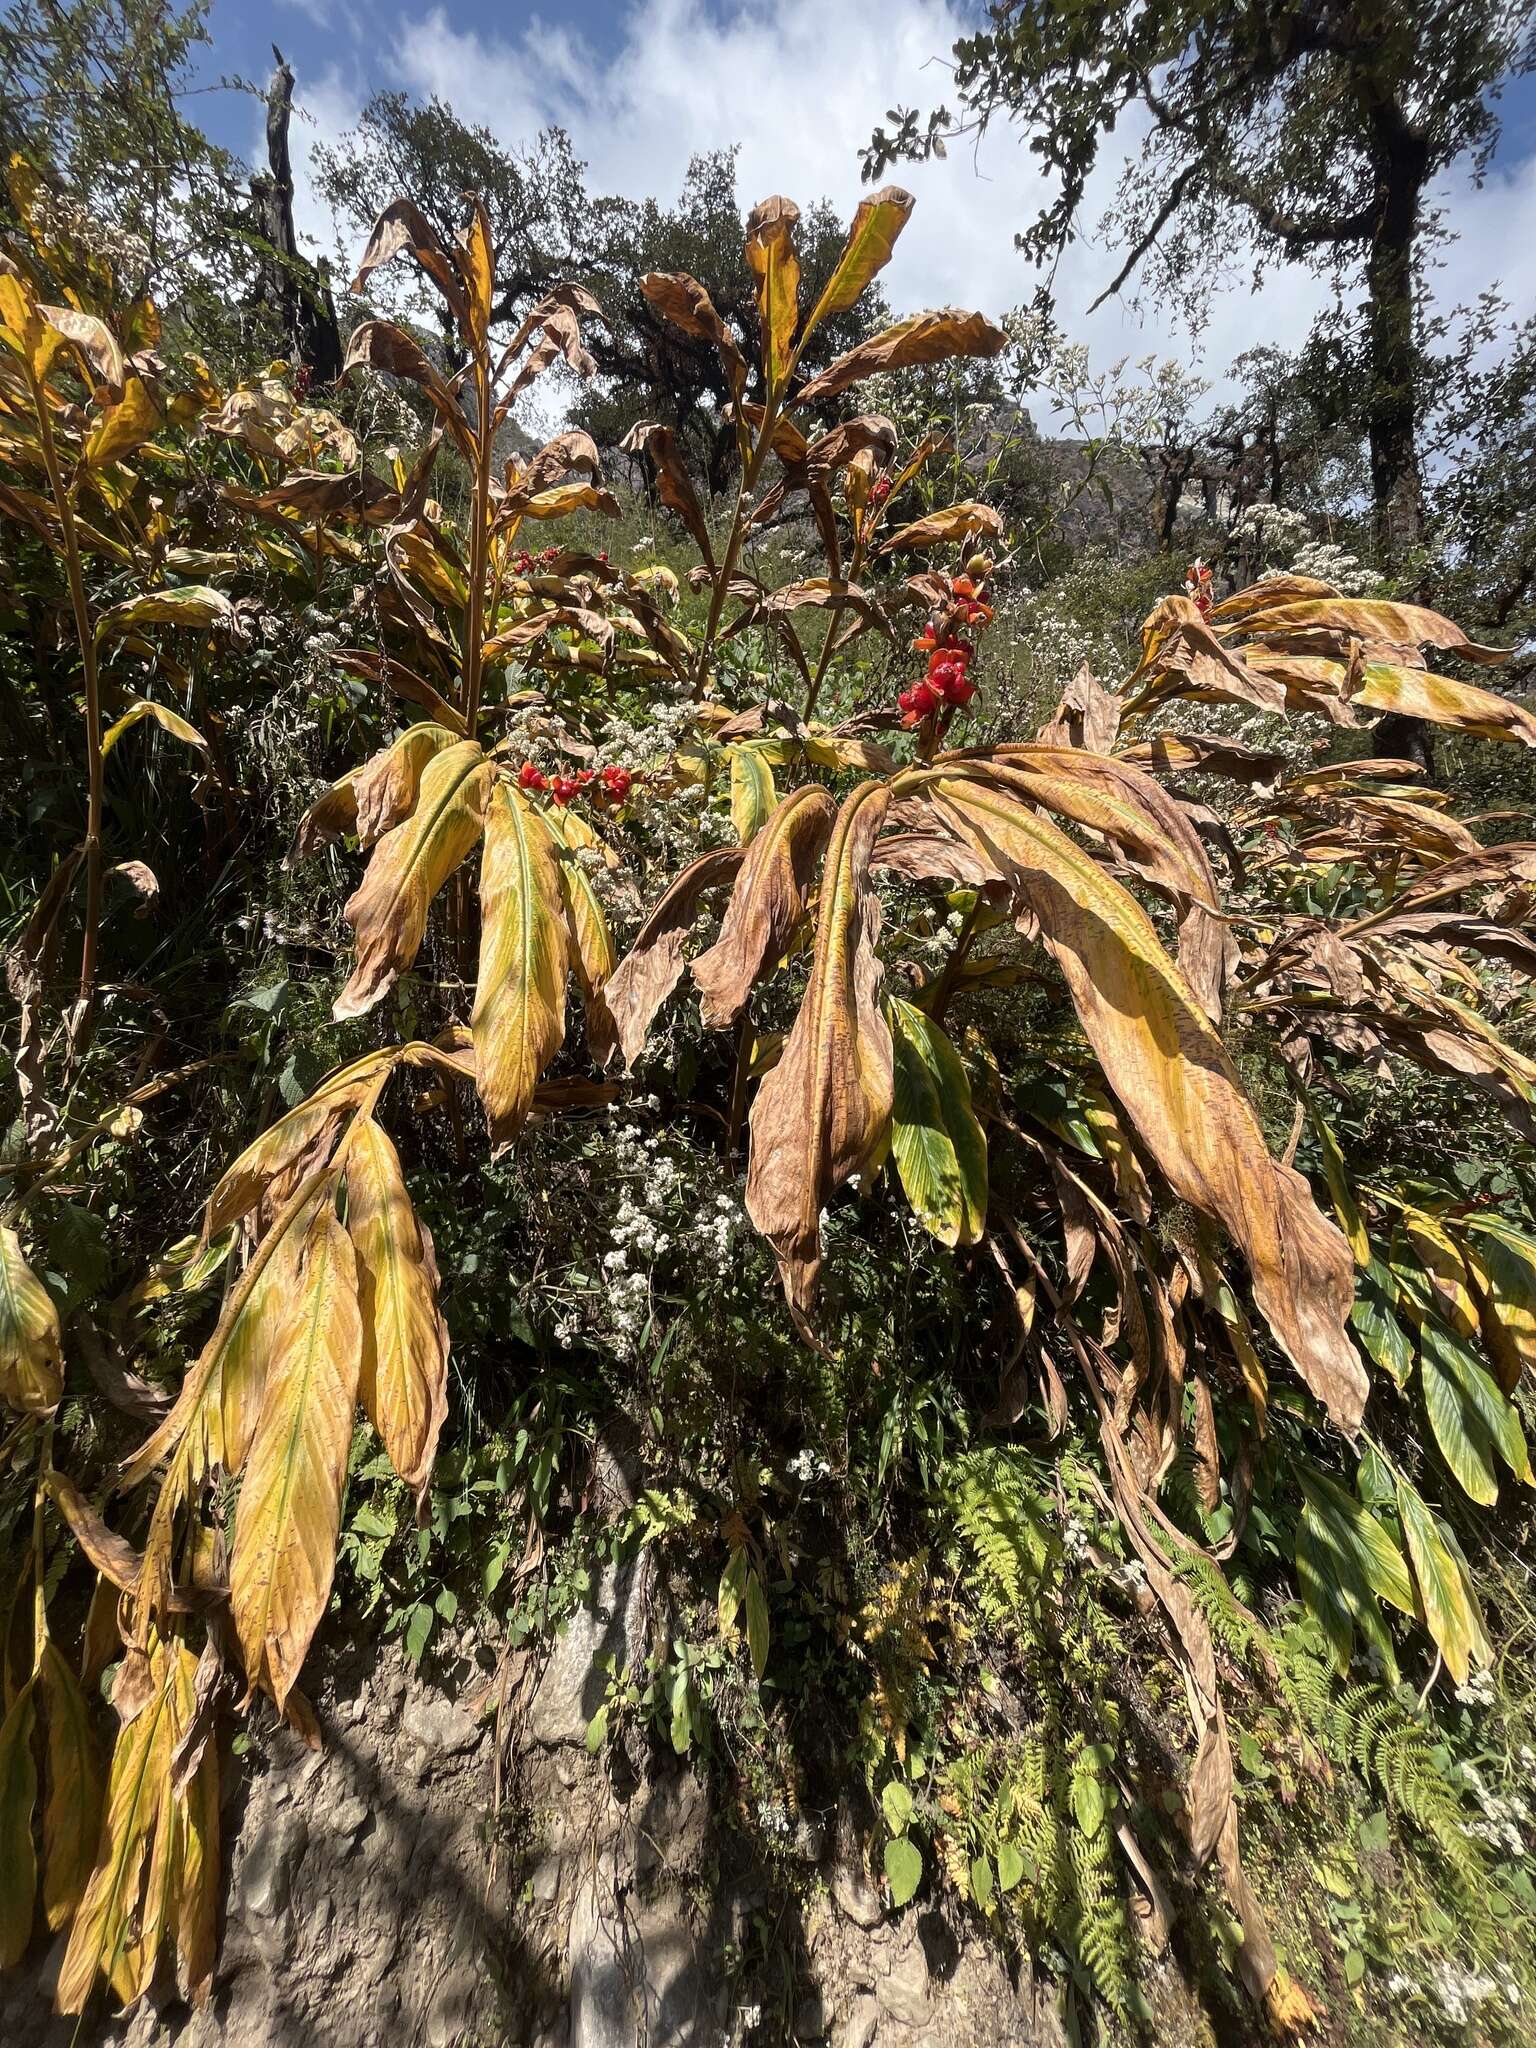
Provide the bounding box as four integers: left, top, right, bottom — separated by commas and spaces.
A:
186, 0, 1536, 384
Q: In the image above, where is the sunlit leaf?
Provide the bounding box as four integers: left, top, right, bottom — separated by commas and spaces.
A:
887, 998, 987, 1247
0, 1224, 63, 1412
472, 785, 570, 1147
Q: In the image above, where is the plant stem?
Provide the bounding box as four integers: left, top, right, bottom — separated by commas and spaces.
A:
694, 395, 784, 698
30, 366, 104, 1045
801, 532, 868, 724
460, 344, 494, 742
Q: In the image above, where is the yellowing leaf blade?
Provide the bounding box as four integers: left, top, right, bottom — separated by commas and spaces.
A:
472, 785, 570, 1147
230, 1201, 363, 1708
345, 1118, 449, 1502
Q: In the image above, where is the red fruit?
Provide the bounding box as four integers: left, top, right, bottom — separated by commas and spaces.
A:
576, 768, 595, 786
928, 658, 961, 696
870, 475, 891, 504
515, 551, 533, 573
908, 680, 938, 717
601, 764, 632, 799
518, 761, 547, 792
946, 673, 977, 707
551, 776, 578, 805
951, 574, 976, 600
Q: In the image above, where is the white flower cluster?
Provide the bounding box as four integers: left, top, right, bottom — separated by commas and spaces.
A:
1289, 538, 1381, 595
1385, 1958, 1523, 2026
786, 1447, 831, 1484
1459, 1760, 1531, 1857
1454, 1665, 1495, 1707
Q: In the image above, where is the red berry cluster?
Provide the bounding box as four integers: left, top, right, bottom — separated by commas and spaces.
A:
517, 761, 634, 807
1184, 558, 1213, 614
869, 475, 891, 505
897, 558, 996, 730
514, 546, 563, 574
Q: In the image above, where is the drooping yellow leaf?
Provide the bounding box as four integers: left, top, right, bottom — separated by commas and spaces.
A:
1465, 1218, 1536, 1391
546, 806, 618, 1066
746, 781, 893, 1320
794, 309, 1008, 406
1228, 594, 1509, 666
693, 784, 836, 1030
230, 1199, 363, 1708
1395, 1476, 1476, 1685
334, 740, 494, 1020
173, 1665, 219, 2008
83, 373, 161, 468
1354, 662, 1536, 748
472, 784, 570, 1147
0, 1224, 63, 1413
55, 1638, 176, 2013
344, 1118, 449, 1501
743, 195, 801, 393
37, 304, 125, 391
100, 697, 207, 759
876, 502, 1005, 553
202, 1048, 398, 1238
802, 186, 914, 337
39, 1638, 103, 1931
95, 584, 235, 643
0, 1677, 38, 1966
459, 198, 494, 346
293, 722, 460, 863
913, 770, 1366, 1430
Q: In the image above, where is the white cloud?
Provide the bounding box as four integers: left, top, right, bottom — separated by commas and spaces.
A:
275, 0, 1535, 400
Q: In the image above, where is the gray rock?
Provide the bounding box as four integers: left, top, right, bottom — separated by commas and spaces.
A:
875, 1936, 931, 2027
529, 1558, 646, 1748
832, 1857, 885, 1930
237, 1804, 309, 1930
837, 1996, 879, 2048
402, 1687, 483, 1761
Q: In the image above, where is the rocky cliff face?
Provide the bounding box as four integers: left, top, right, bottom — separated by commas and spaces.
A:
2, 1587, 1066, 2048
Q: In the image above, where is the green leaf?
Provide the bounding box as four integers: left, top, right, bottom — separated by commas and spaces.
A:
884, 1835, 923, 1908
745, 1568, 769, 1682
1420, 1323, 1501, 1505
718, 1545, 747, 1635
1299, 1469, 1414, 1615
1396, 1474, 1474, 1685
0, 1678, 38, 1967
728, 745, 778, 845
887, 997, 988, 1247
971, 1853, 995, 1909
403, 1602, 434, 1664
1351, 1261, 1414, 1386
996, 1842, 1024, 1893
584, 1704, 609, 1755
881, 1780, 913, 1835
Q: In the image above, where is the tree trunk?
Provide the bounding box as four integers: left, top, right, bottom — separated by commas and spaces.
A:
1364, 126, 1428, 566
1365, 117, 1434, 778
255, 47, 343, 385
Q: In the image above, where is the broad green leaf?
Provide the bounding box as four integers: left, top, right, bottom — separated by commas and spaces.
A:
729, 743, 778, 845
745, 1568, 769, 1682
881, 1780, 913, 1834
884, 1835, 923, 1907
1417, 1327, 1507, 1507
1395, 1475, 1475, 1684
1299, 1469, 1414, 1615
971, 1853, 995, 1909
887, 997, 988, 1247
997, 1842, 1025, 1893
802, 186, 913, 337
1351, 1259, 1413, 1386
